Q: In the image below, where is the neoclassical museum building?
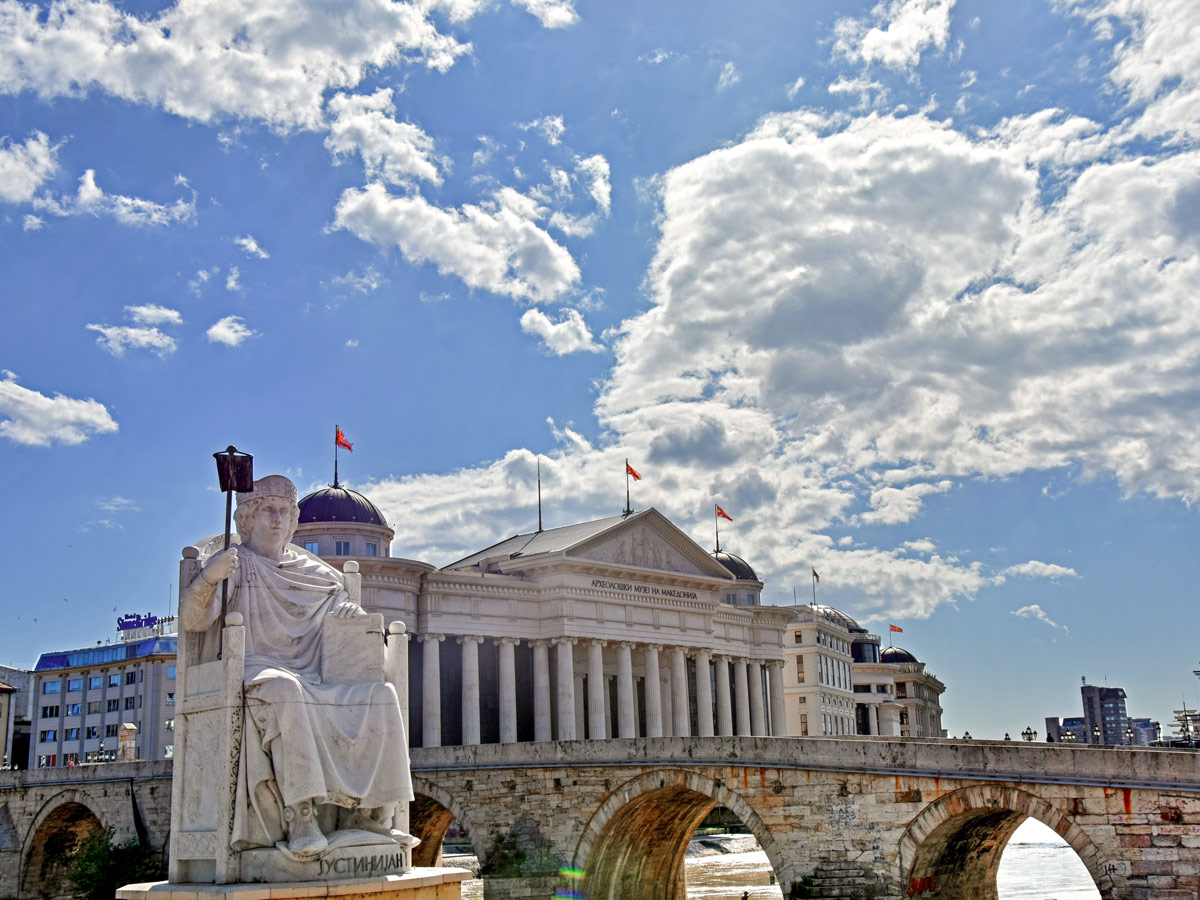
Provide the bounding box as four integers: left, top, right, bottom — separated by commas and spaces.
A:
293, 485, 795, 747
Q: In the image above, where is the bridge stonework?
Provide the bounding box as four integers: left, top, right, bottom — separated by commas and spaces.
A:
409, 737, 1200, 900
0, 760, 172, 900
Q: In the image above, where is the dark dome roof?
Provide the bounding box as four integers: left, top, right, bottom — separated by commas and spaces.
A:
712, 550, 757, 581
881, 645, 919, 664
811, 604, 863, 632
297, 486, 387, 526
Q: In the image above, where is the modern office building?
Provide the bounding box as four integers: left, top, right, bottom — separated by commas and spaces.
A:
1082, 683, 1130, 745
29, 619, 178, 768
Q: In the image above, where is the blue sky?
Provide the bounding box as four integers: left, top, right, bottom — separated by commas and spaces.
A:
2, 0, 1199, 740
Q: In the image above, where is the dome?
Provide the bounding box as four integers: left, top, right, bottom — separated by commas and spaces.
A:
811, 604, 864, 633
881, 645, 920, 665
297, 486, 387, 526
712, 550, 757, 581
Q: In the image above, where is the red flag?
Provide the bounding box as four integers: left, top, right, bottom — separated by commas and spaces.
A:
336, 427, 354, 452
812, 567, 819, 582
626, 462, 641, 481
716, 505, 733, 521
890, 624, 903, 633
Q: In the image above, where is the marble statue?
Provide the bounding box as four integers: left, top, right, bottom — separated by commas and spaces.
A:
180, 475, 414, 861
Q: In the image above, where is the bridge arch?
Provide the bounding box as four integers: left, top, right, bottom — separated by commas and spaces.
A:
20, 790, 107, 900
900, 784, 1108, 899
409, 774, 486, 866
574, 767, 786, 900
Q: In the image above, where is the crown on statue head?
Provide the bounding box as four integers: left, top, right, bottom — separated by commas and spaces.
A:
236, 474, 298, 506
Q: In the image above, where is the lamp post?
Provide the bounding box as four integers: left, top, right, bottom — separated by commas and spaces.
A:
1021, 726, 1036, 742
1092, 723, 1101, 745
1062, 730, 1076, 743
1124, 724, 1135, 745
1004, 732, 1011, 741
962, 731, 972, 741
98, 740, 105, 763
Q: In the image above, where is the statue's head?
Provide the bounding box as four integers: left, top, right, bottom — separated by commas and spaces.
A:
234, 475, 300, 554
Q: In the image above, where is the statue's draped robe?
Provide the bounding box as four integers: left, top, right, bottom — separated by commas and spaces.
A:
189, 541, 413, 850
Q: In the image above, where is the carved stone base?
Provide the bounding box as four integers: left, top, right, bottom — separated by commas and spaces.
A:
116, 868, 469, 900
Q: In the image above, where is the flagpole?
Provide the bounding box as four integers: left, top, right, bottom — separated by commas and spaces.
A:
537, 457, 543, 533
714, 504, 721, 553
625, 458, 631, 516
334, 424, 340, 488
812, 568, 817, 606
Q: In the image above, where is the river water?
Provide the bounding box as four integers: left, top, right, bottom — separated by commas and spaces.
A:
454, 818, 1099, 899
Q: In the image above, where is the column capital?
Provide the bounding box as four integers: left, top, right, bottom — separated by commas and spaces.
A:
617, 641, 637, 650
530, 639, 552, 649
494, 636, 521, 647
644, 643, 663, 652
693, 647, 713, 659
418, 633, 445, 644
552, 636, 578, 647
589, 638, 608, 648
457, 635, 485, 646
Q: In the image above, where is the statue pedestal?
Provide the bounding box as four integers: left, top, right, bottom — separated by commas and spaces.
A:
117, 868, 469, 900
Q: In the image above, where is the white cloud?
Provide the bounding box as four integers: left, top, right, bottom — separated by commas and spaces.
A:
0, 370, 118, 446
331, 265, 385, 295
126, 304, 183, 326
522, 115, 566, 146
640, 48, 681, 65
0, 132, 58, 203
1011, 604, 1066, 632
332, 182, 580, 302
833, 0, 955, 70
225, 267, 242, 292
86, 324, 177, 357
97, 495, 140, 512
346, 338, 359, 348
520, 308, 602, 354
235, 235, 270, 259
717, 61, 741, 90
786, 76, 806, 100
325, 89, 443, 185
510, 0, 579, 29
22, 214, 43, 231
0, 0, 472, 132
1002, 561, 1079, 581
189, 267, 216, 295
855, 481, 952, 526
206, 315, 256, 347
34, 169, 195, 226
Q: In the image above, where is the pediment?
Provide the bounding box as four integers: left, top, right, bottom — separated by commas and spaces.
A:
566, 512, 732, 580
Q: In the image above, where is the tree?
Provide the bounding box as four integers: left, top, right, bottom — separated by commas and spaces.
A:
68, 828, 165, 900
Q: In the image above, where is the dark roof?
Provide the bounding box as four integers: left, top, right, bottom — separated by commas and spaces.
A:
445, 512, 630, 570
811, 604, 864, 633
712, 551, 757, 581
297, 486, 387, 527
881, 645, 920, 665
35, 637, 178, 672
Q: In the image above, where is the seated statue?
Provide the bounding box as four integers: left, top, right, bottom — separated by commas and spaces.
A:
181, 474, 413, 860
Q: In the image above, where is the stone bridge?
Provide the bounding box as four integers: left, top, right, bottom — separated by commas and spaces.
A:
3, 739, 1200, 900
408, 736, 1200, 900
0, 760, 172, 900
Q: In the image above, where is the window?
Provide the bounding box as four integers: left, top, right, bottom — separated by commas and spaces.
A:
65, 703, 81, 717
86, 726, 99, 739
105, 724, 118, 738
895, 683, 907, 699
304, 540, 320, 554
63, 752, 79, 766
38, 755, 55, 768
365, 542, 377, 557
109, 674, 120, 687
107, 699, 119, 712
335, 540, 351, 556
795, 657, 805, 682
745, 593, 756, 605
43, 682, 60, 694
87, 701, 101, 714
166, 693, 175, 707
164, 745, 174, 759
794, 632, 802, 643
125, 672, 136, 685
164, 718, 175, 731
124, 697, 136, 710
89, 676, 102, 690
799, 695, 806, 703
67, 679, 83, 692
167, 666, 176, 680
65, 728, 80, 740
40, 730, 57, 742
800, 713, 808, 736
41, 705, 59, 719
724, 592, 737, 605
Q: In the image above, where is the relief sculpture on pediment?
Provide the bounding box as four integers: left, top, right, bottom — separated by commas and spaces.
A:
581, 525, 707, 576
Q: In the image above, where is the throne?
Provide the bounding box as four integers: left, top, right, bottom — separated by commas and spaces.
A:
168, 544, 412, 884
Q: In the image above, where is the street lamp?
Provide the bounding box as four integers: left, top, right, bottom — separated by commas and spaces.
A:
1004, 732, 1011, 741
962, 731, 972, 741
1091, 723, 1101, 744
1021, 726, 1036, 742
1062, 730, 1076, 743
1125, 724, 1135, 745
98, 740, 105, 763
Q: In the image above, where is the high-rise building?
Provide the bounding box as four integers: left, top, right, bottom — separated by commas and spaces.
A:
1082, 683, 1129, 745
